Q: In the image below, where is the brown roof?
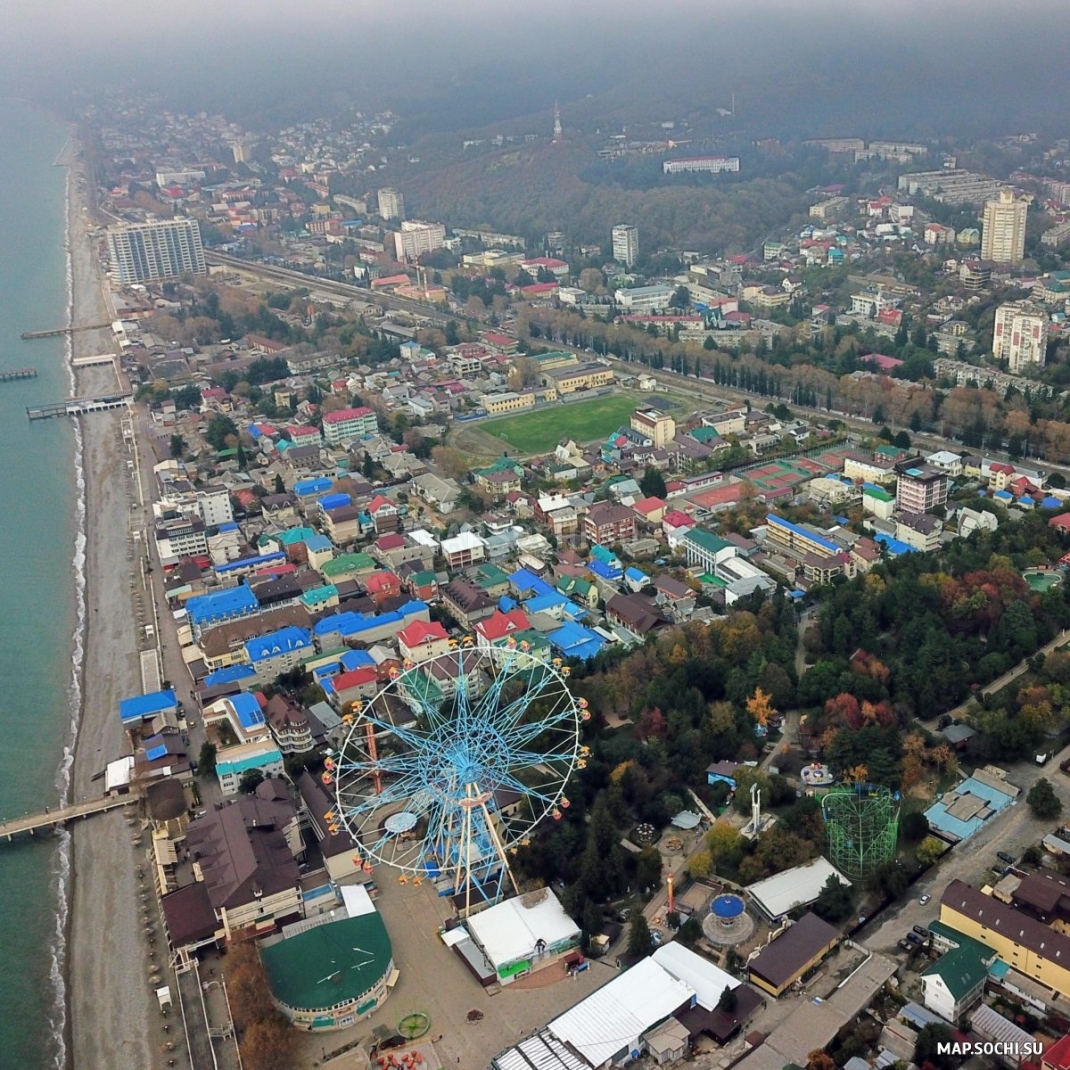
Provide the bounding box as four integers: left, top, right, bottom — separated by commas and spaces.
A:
942, 879, 1070, 965
146, 778, 188, 822
161, 881, 218, 947
186, 794, 300, 911
265, 694, 309, 732
606, 592, 667, 634
748, 912, 840, 990
1011, 871, 1070, 918
586, 501, 637, 527
296, 771, 358, 859
199, 604, 312, 658
676, 984, 764, 1043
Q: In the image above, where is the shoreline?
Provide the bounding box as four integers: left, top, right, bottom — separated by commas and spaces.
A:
59, 133, 169, 1070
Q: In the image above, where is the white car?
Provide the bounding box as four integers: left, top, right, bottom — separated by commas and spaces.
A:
919, 894, 931, 905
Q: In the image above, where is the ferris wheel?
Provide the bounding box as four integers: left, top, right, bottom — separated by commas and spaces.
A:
327, 641, 588, 915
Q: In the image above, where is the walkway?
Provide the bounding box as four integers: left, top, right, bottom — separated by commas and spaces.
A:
0, 795, 133, 840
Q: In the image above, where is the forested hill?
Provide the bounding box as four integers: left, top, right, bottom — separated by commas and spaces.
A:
400, 142, 808, 253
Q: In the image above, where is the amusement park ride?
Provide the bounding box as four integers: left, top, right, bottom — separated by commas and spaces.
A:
323, 638, 588, 916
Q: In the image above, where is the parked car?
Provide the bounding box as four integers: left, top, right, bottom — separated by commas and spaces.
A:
997, 851, 1015, 865
913, 925, 930, 938
650, 928, 665, 947
616, 907, 632, 923
898, 939, 914, 952
906, 932, 923, 946
919, 894, 931, 905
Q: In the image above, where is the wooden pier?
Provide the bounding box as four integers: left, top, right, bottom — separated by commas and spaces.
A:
27, 392, 133, 420
0, 368, 37, 382
21, 322, 111, 340
1, 796, 134, 841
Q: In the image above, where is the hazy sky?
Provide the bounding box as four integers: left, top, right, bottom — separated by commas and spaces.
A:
4, 1, 1069, 137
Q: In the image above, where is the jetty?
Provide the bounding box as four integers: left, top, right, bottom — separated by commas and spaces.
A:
0, 368, 37, 383
1, 796, 134, 842
27, 392, 133, 420
21, 322, 111, 340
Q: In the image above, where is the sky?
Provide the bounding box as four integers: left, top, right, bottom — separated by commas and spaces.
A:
3, 1, 1069, 138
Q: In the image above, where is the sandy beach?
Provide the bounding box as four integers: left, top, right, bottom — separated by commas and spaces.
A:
59, 137, 171, 1070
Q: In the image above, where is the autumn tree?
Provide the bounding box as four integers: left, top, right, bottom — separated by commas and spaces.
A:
746, 687, 776, 727
431, 444, 469, 481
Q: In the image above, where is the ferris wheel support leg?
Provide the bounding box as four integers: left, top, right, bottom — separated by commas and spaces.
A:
479, 794, 520, 899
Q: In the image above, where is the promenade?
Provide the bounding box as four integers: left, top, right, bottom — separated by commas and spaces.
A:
0, 796, 133, 840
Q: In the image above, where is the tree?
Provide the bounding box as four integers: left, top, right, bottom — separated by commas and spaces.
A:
198, 741, 217, 777
807, 1052, 836, 1070
238, 768, 265, 794
914, 1024, 958, 1070
873, 860, 908, 900
169, 433, 185, 459
636, 847, 663, 892
706, 821, 742, 862
1027, 777, 1063, 819
717, 985, 738, 1012
639, 466, 667, 499
627, 912, 653, 957
688, 850, 713, 878
813, 874, 854, 922
273, 473, 285, 495
431, 444, 469, 481
916, 836, 947, 867
901, 811, 930, 843
746, 687, 776, 727
677, 917, 703, 946
205, 414, 238, 451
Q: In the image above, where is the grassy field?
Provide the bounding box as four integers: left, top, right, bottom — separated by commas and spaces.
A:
482, 393, 648, 454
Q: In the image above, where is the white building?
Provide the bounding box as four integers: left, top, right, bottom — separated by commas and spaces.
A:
663, 156, 740, 175
615, 284, 675, 313
197, 485, 234, 528
155, 516, 208, 560
107, 219, 206, 284
393, 220, 446, 262
322, 406, 378, 446
612, 224, 639, 268
746, 857, 851, 921
993, 302, 1048, 371
377, 187, 405, 221
981, 189, 1029, 265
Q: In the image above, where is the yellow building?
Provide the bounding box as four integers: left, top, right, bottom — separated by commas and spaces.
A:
631, 408, 676, 448
941, 880, 1070, 998
550, 363, 615, 394
483, 391, 536, 415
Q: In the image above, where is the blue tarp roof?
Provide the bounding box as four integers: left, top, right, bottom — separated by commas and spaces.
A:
227, 692, 266, 731
218, 522, 239, 532
245, 626, 312, 663
119, 689, 177, 724
186, 585, 259, 626
204, 664, 257, 686
145, 744, 168, 762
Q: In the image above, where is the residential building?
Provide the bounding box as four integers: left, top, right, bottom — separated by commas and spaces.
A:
584, 501, 637, 545
895, 511, 943, 552
244, 626, 314, 683
862, 483, 895, 519
921, 926, 994, 1024
155, 516, 208, 560
106, 218, 206, 284
612, 223, 639, 268
377, 187, 405, 221
631, 408, 676, 448
940, 880, 1070, 999
981, 189, 1029, 264
548, 362, 614, 394
184, 784, 303, 941
263, 694, 314, 755
993, 302, 1048, 371
895, 461, 950, 513
615, 285, 675, 313
765, 514, 841, 561
322, 406, 377, 446
393, 220, 446, 262
397, 619, 450, 663
197, 485, 234, 528
441, 531, 486, 570
440, 578, 496, 628
662, 155, 740, 174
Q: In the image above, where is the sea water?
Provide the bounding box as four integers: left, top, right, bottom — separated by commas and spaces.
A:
0, 101, 82, 1070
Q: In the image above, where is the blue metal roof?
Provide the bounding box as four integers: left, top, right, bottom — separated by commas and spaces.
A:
119, 689, 178, 724
624, 567, 649, 583
227, 692, 266, 731
766, 513, 839, 555
588, 559, 622, 580
244, 626, 312, 663
339, 649, 376, 671
294, 477, 333, 496
873, 533, 916, 556
524, 591, 568, 613
186, 585, 259, 626
145, 744, 168, 762
510, 568, 553, 598
204, 664, 257, 686
547, 621, 605, 661
215, 551, 286, 575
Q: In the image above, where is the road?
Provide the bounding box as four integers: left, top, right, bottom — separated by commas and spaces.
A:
861, 745, 1070, 954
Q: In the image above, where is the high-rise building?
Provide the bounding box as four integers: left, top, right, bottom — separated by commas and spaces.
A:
106, 219, 206, 284
612, 224, 639, 268
377, 187, 405, 221
393, 220, 446, 262
993, 302, 1048, 371
981, 189, 1029, 264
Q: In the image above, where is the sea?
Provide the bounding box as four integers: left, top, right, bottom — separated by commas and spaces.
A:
0, 101, 85, 1070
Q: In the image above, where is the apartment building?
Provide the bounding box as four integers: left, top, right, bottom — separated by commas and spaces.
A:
322, 406, 378, 446
393, 220, 445, 261
894, 461, 950, 513
981, 190, 1030, 264
993, 302, 1048, 371
630, 408, 676, 448
107, 218, 206, 284
612, 224, 639, 268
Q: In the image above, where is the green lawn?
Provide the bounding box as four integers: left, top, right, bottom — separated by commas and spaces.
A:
483, 394, 646, 454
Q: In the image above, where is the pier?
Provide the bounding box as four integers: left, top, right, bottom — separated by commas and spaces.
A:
21, 322, 112, 340
27, 392, 133, 420
0, 368, 37, 382
1, 795, 134, 841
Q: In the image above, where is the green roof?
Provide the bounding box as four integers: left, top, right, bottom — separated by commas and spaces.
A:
474, 563, 511, 589
409, 569, 437, 587
261, 914, 392, 1012
494, 628, 550, 652
699, 572, 727, 588
684, 528, 732, 554
277, 526, 316, 546
321, 552, 376, 577
922, 924, 994, 1000
874, 445, 908, 459
690, 427, 723, 444
301, 584, 338, 605
863, 485, 894, 502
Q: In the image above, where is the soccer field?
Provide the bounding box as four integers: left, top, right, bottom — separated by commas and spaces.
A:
483, 394, 642, 454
